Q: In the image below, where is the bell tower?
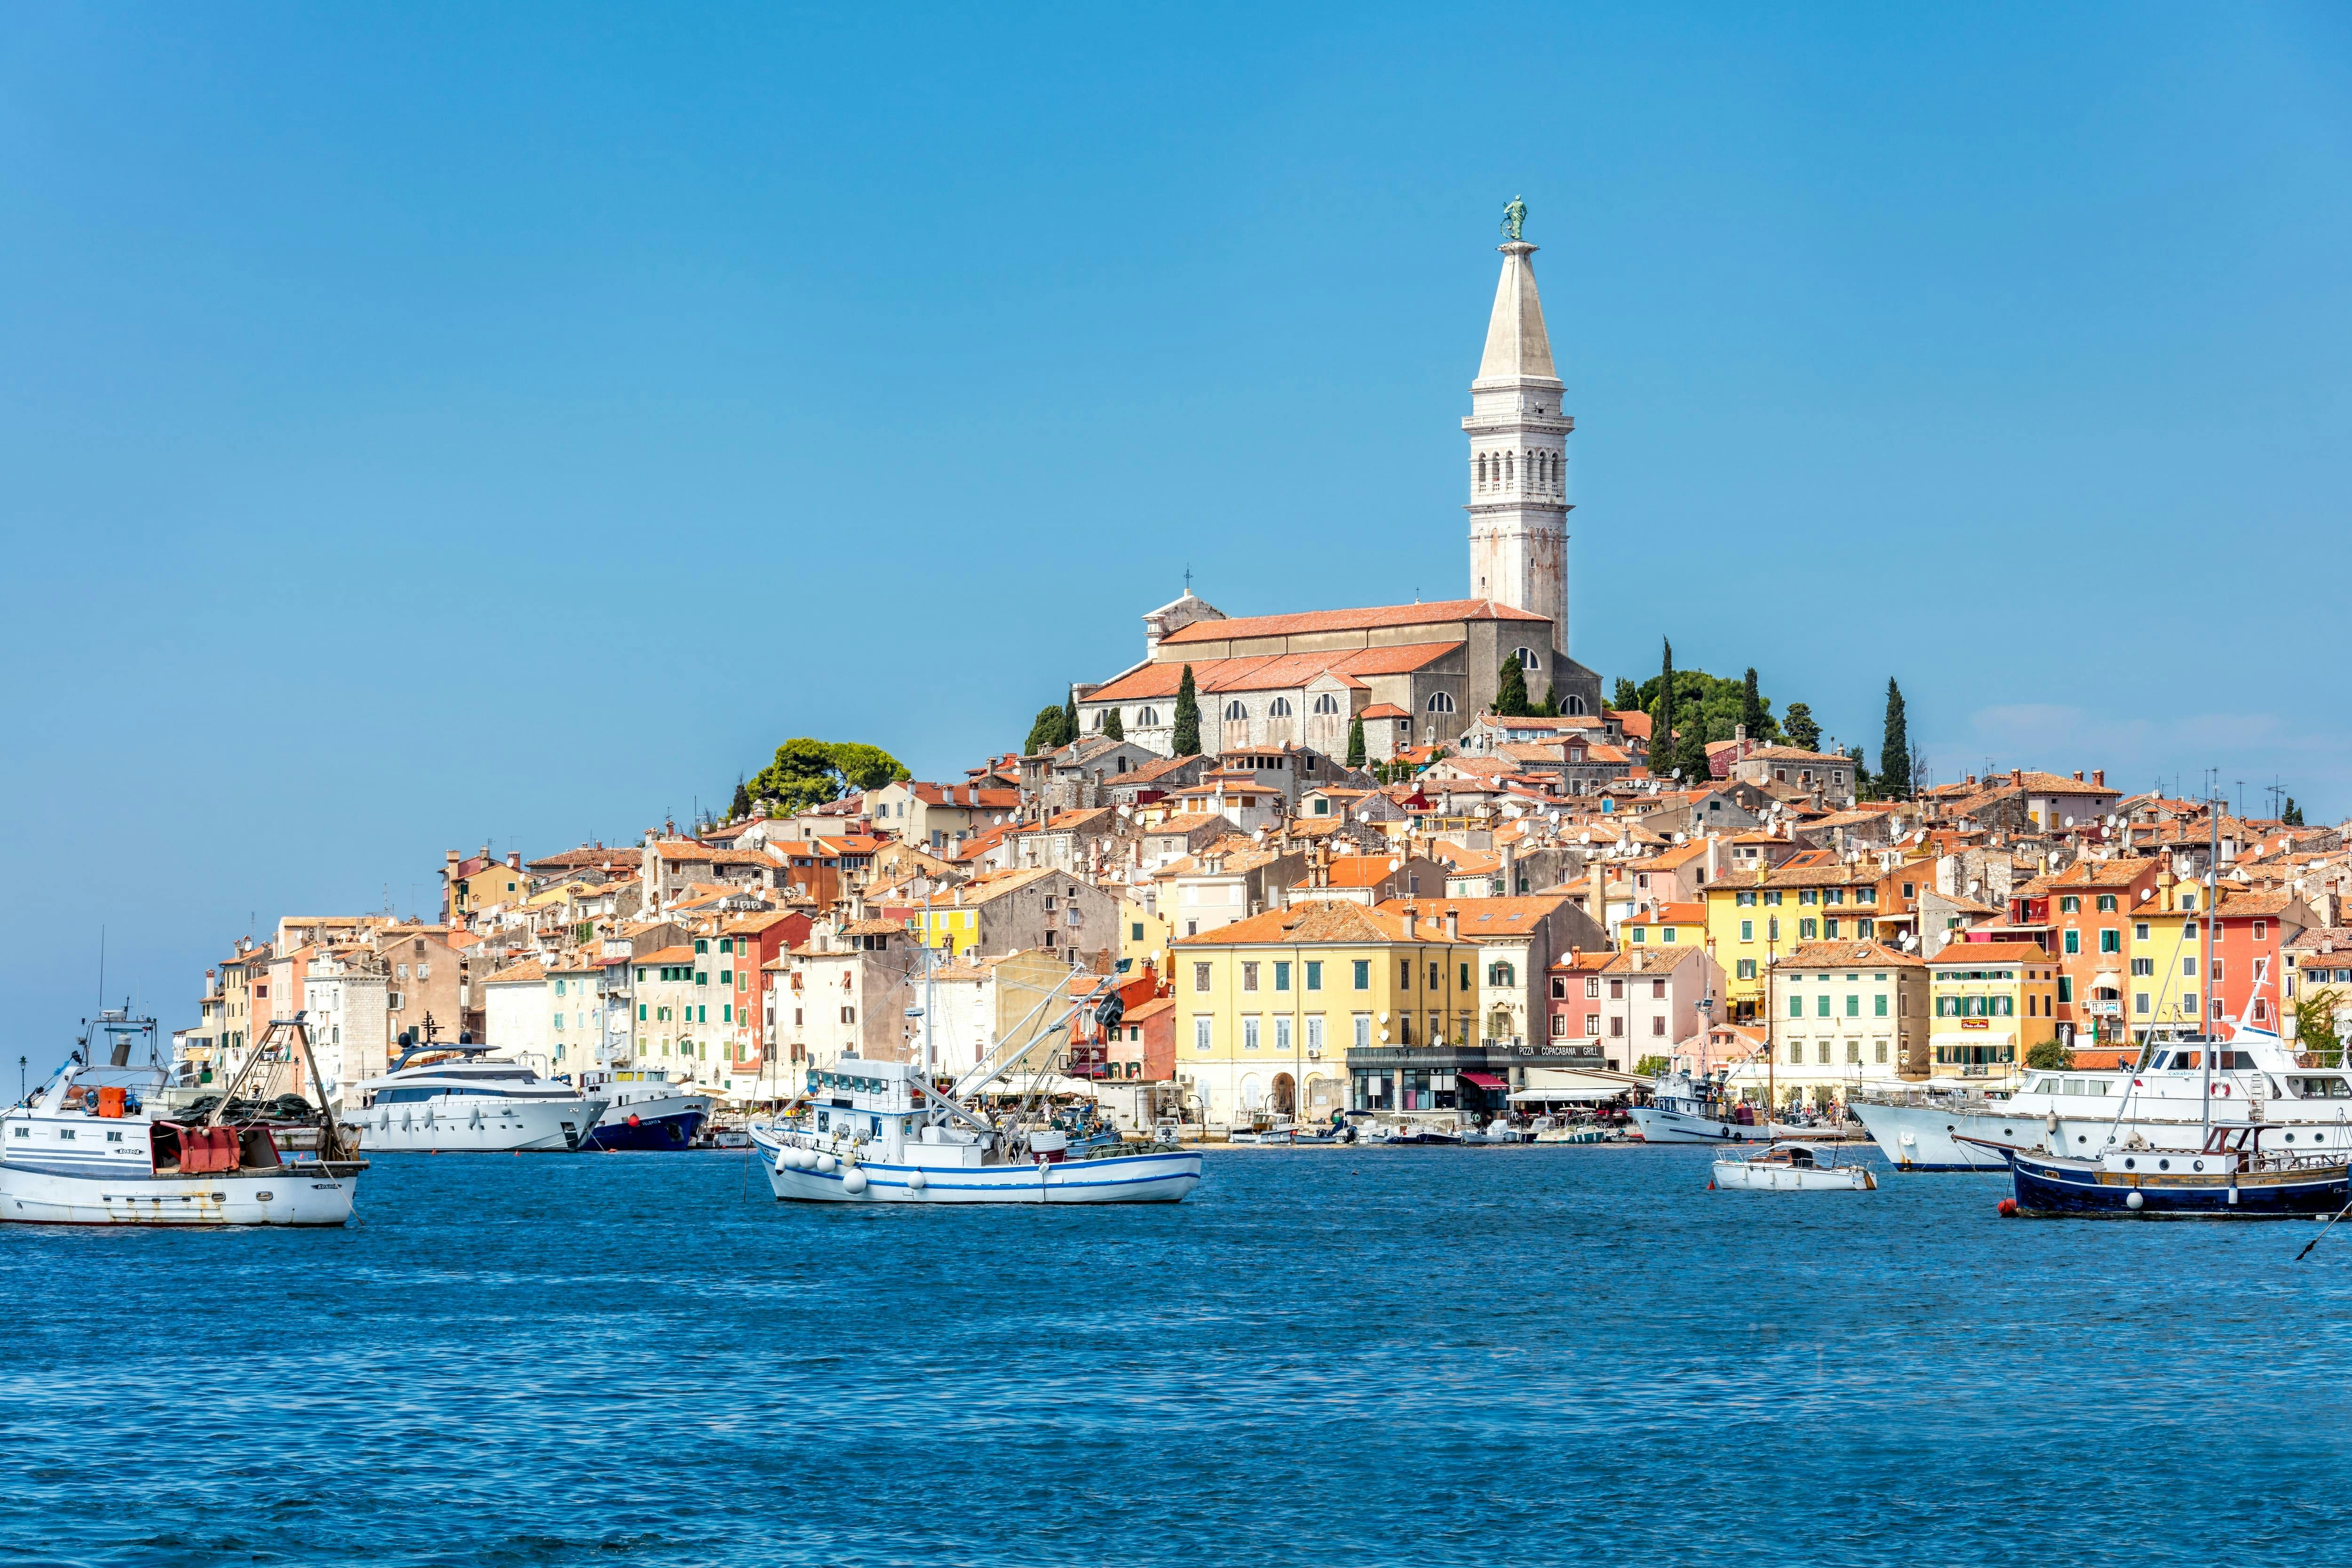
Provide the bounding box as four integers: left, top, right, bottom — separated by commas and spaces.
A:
1464, 222, 1573, 655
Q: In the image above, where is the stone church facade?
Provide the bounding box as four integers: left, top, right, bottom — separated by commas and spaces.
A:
1075, 225, 1603, 758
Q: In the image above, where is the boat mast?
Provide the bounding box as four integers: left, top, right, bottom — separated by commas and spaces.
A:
2201, 790, 2217, 1139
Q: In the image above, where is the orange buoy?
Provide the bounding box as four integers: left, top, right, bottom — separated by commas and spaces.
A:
1996, 1197, 2018, 1218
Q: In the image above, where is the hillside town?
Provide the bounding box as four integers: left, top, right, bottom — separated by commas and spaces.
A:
167, 223, 2351, 1137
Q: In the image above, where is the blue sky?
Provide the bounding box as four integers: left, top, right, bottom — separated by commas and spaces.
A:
4, 4, 2348, 1054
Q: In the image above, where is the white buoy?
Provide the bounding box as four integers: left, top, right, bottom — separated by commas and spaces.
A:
2125, 1189, 2145, 1211
789, 1148, 812, 1170
815, 1153, 838, 1175
841, 1166, 869, 1195
906, 1169, 927, 1192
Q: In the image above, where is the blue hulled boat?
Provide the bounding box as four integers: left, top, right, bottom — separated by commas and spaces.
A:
576, 1070, 711, 1151
1965, 1125, 2349, 1220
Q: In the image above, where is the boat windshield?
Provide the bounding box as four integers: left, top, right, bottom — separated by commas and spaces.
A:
2288, 1076, 2352, 1099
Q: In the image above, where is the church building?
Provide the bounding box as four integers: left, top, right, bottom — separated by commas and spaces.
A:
1075, 224, 1602, 758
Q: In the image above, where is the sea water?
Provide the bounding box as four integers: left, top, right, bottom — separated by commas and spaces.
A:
8, 1145, 2352, 1566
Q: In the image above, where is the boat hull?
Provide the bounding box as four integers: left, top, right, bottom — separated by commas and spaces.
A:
583, 1102, 707, 1151
1711, 1158, 1876, 1192
2002, 1148, 2348, 1219
755, 1140, 1203, 1204
1627, 1106, 1773, 1144
0, 1160, 356, 1226
348, 1097, 599, 1153
1851, 1099, 2046, 1171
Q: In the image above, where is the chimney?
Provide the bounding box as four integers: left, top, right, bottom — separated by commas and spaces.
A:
2073, 770, 2084, 784
2009, 769, 2023, 788
2093, 769, 2105, 788
1445, 908, 1460, 942
507, 851, 521, 871
1404, 907, 1419, 941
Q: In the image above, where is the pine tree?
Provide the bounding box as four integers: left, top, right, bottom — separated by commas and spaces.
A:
1611, 676, 1640, 713
1345, 713, 1367, 768
1495, 656, 1532, 717
1172, 665, 1201, 756
729, 776, 751, 821
1740, 668, 1765, 740
1783, 702, 1820, 753
1878, 678, 1912, 798
1675, 715, 1714, 784
2285, 798, 2305, 827
1101, 705, 1123, 741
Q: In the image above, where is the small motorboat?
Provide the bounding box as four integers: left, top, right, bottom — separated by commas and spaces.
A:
1530, 1114, 1607, 1145
1712, 1140, 1877, 1192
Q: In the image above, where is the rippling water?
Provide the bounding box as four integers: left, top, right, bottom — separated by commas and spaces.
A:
10, 1144, 2352, 1566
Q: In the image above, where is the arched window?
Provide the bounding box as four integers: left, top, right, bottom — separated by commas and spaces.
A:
1504, 451, 1515, 484
1426, 692, 1456, 714
1092, 709, 1107, 730
1312, 693, 1341, 715
1135, 707, 1159, 726
1223, 701, 1248, 721
1476, 453, 1488, 489
1488, 961, 1516, 988
1268, 697, 1293, 717
1565, 695, 1585, 715
1515, 647, 1540, 670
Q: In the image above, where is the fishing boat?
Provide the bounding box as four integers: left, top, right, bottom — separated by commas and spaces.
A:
1967, 1125, 2348, 1218
1626, 1070, 1773, 1144
0, 1013, 365, 1227
1712, 1140, 1878, 1192
345, 1043, 606, 1153
751, 972, 1201, 1204
576, 1068, 710, 1151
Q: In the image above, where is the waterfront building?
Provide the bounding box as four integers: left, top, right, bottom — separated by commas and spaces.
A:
1759, 941, 1926, 1107
1926, 940, 2060, 1085
1546, 945, 1716, 1075
1175, 900, 1481, 1125
2004, 856, 2159, 1046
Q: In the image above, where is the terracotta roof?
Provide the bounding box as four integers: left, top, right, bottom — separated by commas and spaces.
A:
1323, 855, 1412, 888
1372, 895, 1571, 932
529, 846, 644, 871
483, 960, 548, 985
1104, 755, 1202, 787
636, 945, 696, 964
1931, 942, 2053, 965
1359, 703, 1409, 719
1777, 941, 1923, 970
1121, 996, 1176, 1023
1088, 643, 1463, 705
1157, 598, 1545, 645
1623, 901, 1708, 924
1172, 899, 1475, 947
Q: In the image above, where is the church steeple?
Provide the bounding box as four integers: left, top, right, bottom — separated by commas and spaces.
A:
1465, 218, 1574, 659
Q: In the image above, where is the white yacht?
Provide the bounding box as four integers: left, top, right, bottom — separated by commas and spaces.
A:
1, 1014, 363, 1227
1851, 1031, 2352, 1170
346, 1046, 606, 1153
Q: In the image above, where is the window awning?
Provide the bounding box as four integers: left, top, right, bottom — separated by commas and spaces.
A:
1460, 1071, 1508, 1090
1509, 1085, 1621, 1103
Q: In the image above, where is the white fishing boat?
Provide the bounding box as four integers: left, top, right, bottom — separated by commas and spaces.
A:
1712, 1140, 1878, 1192
752, 972, 1201, 1204
1626, 1070, 1774, 1144
0, 1013, 364, 1227
345, 1044, 606, 1153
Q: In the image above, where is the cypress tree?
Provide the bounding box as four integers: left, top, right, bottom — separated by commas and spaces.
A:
1102, 705, 1123, 741
1741, 667, 1765, 740
1495, 656, 1532, 717
1647, 639, 1676, 774
1172, 665, 1201, 756
1878, 678, 1911, 798
1345, 713, 1367, 768
729, 776, 751, 821
1543, 682, 1561, 717
1675, 715, 1714, 784
1061, 691, 1079, 746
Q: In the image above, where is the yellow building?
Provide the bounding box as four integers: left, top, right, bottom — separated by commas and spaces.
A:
1172, 900, 1480, 1128
1927, 941, 2060, 1085
1120, 896, 1170, 979
1703, 860, 1913, 1022
1618, 901, 1708, 953
2126, 879, 2207, 1035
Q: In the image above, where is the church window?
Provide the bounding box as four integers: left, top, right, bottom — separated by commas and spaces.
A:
1426, 692, 1456, 714
1136, 707, 1158, 726
1223, 701, 1247, 721
1476, 453, 1488, 488
1312, 693, 1341, 715
1268, 697, 1292, 717
1566, 695, 1586, 715
1514, 647, 1539, 670
1504, 451, 1515, 484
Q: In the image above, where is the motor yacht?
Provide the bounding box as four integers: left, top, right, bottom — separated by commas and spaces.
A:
576, 1069, 710, 1151
346, 1045, 605, 1152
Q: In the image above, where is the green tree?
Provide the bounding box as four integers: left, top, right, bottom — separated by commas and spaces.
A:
1542, 682, 1562, 717
1633, 1054, 1672, 1078
2285, 798, 2306, 827
2298, 987, 2344, 1066
1782, 702, 1821, 752
1848, 744, 1872, 800
1101, 705, 1124, 741
1061, 691, 1079, 745
1878, 678, 1912, 798
1647, 640, 1676, 773
1495, 656, 1532, 717
729, 776, 751, 822
1741, 668, 1765, 740
1345, 713, 1367, 768
1172, 665, 1201, 756
1611, 677, 1641, 712
2025, 1039, 2074, 1071
1633, 666, 1774, 747
1025, 705, 1067, 755
749, 738, 844, 816
1675, 717, 1714, 784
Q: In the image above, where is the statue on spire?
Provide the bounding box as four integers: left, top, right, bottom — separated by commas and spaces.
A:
1501, 195, 1527, 243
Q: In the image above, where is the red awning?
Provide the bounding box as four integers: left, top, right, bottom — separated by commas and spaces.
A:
1460, 1072, 1508, 1090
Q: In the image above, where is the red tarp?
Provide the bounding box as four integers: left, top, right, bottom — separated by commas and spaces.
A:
1460, 1072, 1508, 1090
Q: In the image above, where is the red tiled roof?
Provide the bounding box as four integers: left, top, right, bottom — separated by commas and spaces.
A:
1089, 643, 1462, 704
1159, 598, 1546, 645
